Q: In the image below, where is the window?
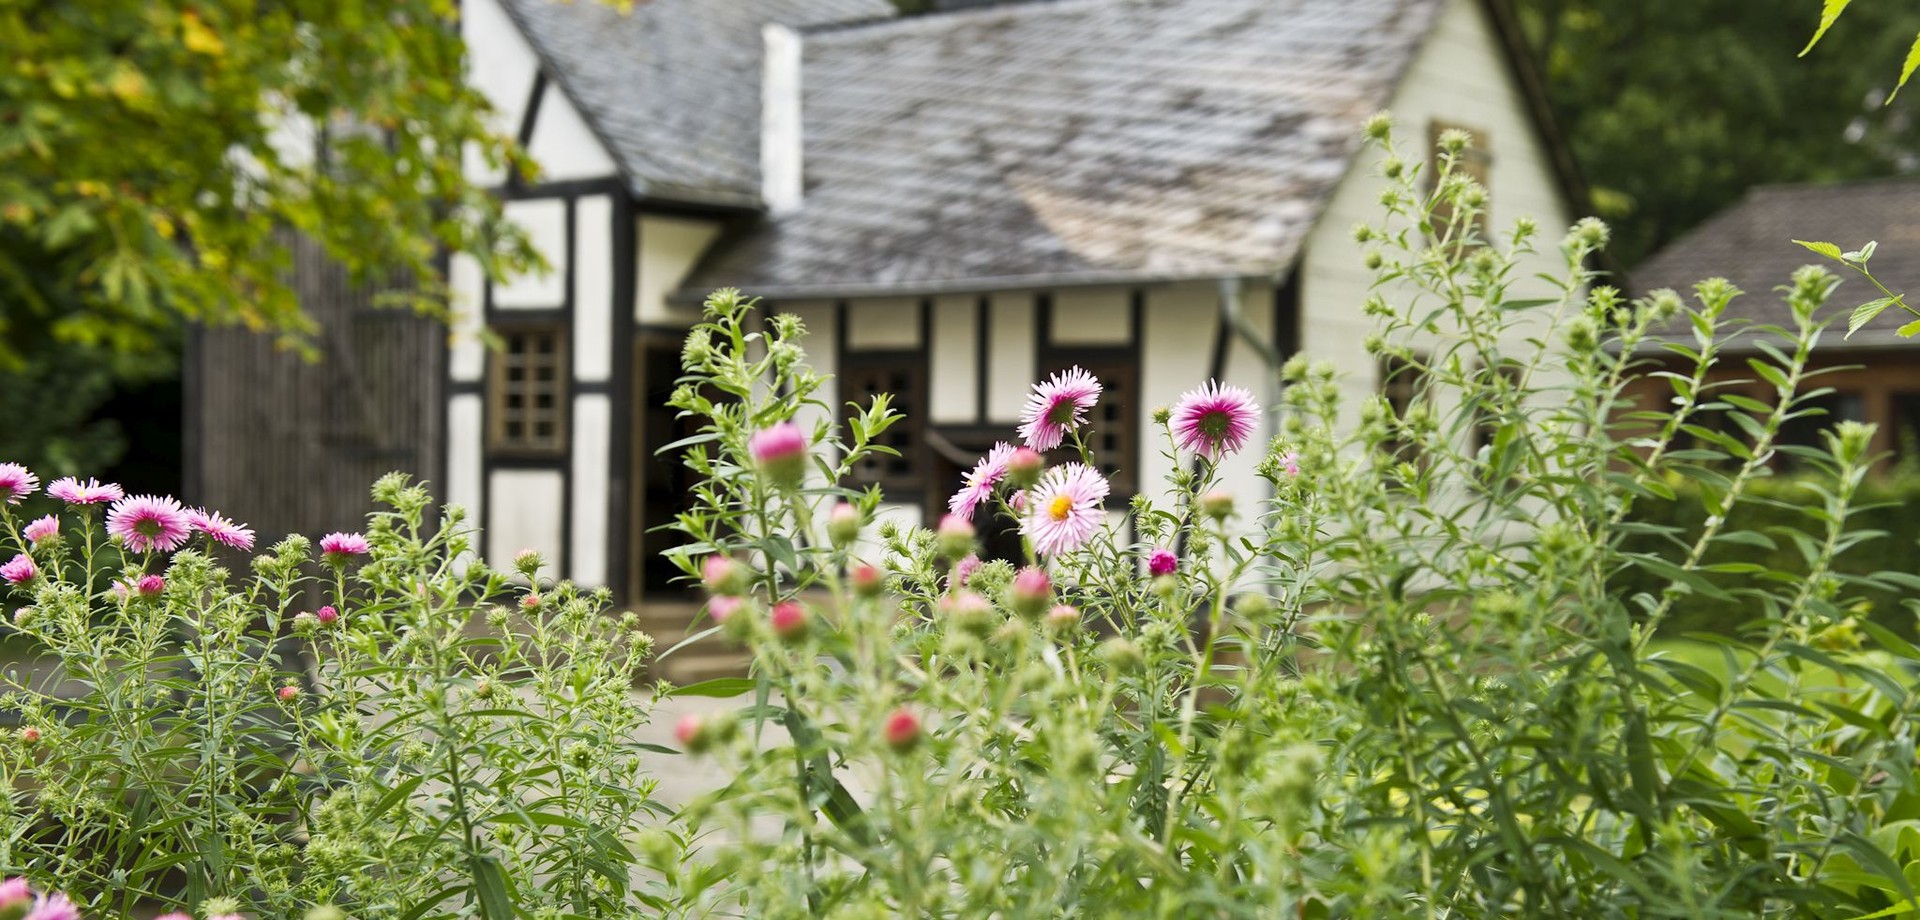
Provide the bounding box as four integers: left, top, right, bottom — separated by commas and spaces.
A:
1428, 119, 1491, 244
842, 354, 926, 495
1042, 354, 1137, 499
488, 324, 568, 454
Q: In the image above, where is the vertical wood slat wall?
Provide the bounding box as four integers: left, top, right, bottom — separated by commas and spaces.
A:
185, 231, 443, 544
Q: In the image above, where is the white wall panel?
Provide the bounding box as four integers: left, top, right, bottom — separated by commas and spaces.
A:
929, 295, 979, 423
986, 294, 1037, 422
572, 195, 614, 382
845, 299, 920, 351
526, 84, 619, 182
569, 394, 612, 586
486, 468, 565, 575
636, 215, 724, 325
1051, 288, 1132, 346
448, 394, 486, 524
449, 253, 487, 382
494, 199, 567, 309
460, 0, 540, 185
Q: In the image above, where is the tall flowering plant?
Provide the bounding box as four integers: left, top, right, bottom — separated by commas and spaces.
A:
662, 118, 1920, 917
0, 473, 684, 918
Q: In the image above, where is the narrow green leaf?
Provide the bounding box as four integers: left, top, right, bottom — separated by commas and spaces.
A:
672, 676, 755, 698
1890, 32, 1920, 103
1799, 0, 1855, 56
470, 854, 516, 920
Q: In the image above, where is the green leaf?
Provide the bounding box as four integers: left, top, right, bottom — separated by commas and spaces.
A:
1793, 239, 1846, 262
1891, 32, 1920, 103
1799, 0, 1855, 56
672, 677, 756, 698
470, 854, 516, 920
1897, 318, 1920, 338
1848, 297, 1897, 336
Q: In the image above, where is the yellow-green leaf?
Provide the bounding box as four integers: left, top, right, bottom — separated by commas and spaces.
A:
1897, 318, 1920, 338
1890, 31, 1920, 103
1800, 0, 1855, 56
1792, 239, 1845, 262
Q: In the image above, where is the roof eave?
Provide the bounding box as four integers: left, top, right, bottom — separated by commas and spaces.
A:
668, 264, 1288, 305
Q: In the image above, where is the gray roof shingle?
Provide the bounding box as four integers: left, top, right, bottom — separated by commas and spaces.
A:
684, 0, 1446, 296
499, 0, 897, 207
1632, 178, 1920, 349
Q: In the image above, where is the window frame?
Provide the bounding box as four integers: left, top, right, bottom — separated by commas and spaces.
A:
486, 320, 571, 456
840, 350, 930, 499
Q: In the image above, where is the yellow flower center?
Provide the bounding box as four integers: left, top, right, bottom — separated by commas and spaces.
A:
1047, 494, 1074, 522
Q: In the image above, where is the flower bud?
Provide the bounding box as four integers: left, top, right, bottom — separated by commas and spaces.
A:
828, 503, 862, 548
707, 595, 743, 625
472, 677, 495, 700
0, 879, 28, 910
675, 713, 711, 754
1046, 604, 1081, 635
949, 554, 981, 591
1199, 490, 1235, 521
1363, 111, 1393, 141
769, 600, 808, 642
293, 612, 319, 635
278, 686, 300, 702
1234, 593, 1275, 622
1004, 448, 1045, 488
136, 574, 165, 597
702, 555, 748, 596
1009, 567, 1050, 618
748, 422, 809, 485
1098, 636, 1144, 672
883, 708, 921, 752
17, 728, 38, 745
513, 548, 544, 578
304, 907, 348, 920
935, 514, 975, 560
520, 593, 541, 611
850, 564, 883, 598
1147, 548, 1178, 577
1151, 574, 1178, 599
316, 604, 340, 627
941, 590, 996, 636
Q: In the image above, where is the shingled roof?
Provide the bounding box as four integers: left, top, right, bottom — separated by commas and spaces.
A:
498, 0, 896, 208
1633, 178, 1920, 350
683, 0, 1449, 297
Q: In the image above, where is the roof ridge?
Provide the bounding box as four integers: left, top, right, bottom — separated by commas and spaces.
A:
801, 0, 1113, 42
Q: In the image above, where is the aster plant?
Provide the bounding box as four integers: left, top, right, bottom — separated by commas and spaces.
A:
0, 474, 688, 917
657, 119, 1920, 918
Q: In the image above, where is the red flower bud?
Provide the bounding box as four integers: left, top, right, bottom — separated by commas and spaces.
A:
883, 708, 921, 752
769, 600, 808, 641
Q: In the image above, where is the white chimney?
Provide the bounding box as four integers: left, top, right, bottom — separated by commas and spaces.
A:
761, 23, 803, 216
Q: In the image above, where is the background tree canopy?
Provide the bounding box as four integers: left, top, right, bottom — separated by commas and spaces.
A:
1514, 0, 1920, 269
0, 0, 542, 479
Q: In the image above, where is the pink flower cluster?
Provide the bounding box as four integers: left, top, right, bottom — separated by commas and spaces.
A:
0, 877, 80, 920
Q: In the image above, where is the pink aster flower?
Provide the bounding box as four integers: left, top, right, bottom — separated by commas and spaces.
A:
1018, 367, 1102, 452
1020, 463, 1109, 557
948, 554, 982, 591
23, 892, 78, 920
947, 442, 1015, 521
188, 509, 255, 552
135, 574, 165, 597
1, 554, 37, 586
0, 465, 37, 505
319, 532, 370, 563
154, 914, 193, 920
22, 516, 58, 545
107, 494, 192, 553
47, 477, 122, 505
1171, 380, 1261, 459
747, 422, 809, 483
1279, 450, 1301, 477
1147, 547, 1178, 577
0, 877, 29, 906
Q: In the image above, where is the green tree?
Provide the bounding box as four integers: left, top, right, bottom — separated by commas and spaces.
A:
1515, 0, 1920, 267
0, 1, 540, 365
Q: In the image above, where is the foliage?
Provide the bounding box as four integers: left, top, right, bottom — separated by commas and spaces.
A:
0, 474, 683, 917
0, 1, 541, 364
1790, 237, 1918, 340
657, 123, 1920, 917
1800, 0, 1920, 103
1512, 0, 1920, 267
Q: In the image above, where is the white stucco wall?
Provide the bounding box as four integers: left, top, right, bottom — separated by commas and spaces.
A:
448, 253, 488, 383
447, 394, 486, 529
570, 394, 612, 586
493, 199, 567, 309
573, 195, 615, 382
929, 295, 979, 424
486, 468, 565, 574
844, 299, 921, 351
1051, 288, 1132, 347
1298, 0, 1575, 425
636, 215, 725, 326
986, 294, 1037, 423
526, 83, 620, 182
460, 0, 539, 186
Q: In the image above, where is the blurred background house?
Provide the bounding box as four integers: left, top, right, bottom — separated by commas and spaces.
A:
184, 0, 1581, 676
1631, 178, 1920, 463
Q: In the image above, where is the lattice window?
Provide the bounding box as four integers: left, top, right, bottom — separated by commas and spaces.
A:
843, 354, 925, 494
488, 325, 568, 454
1428, 119, 1492, 243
